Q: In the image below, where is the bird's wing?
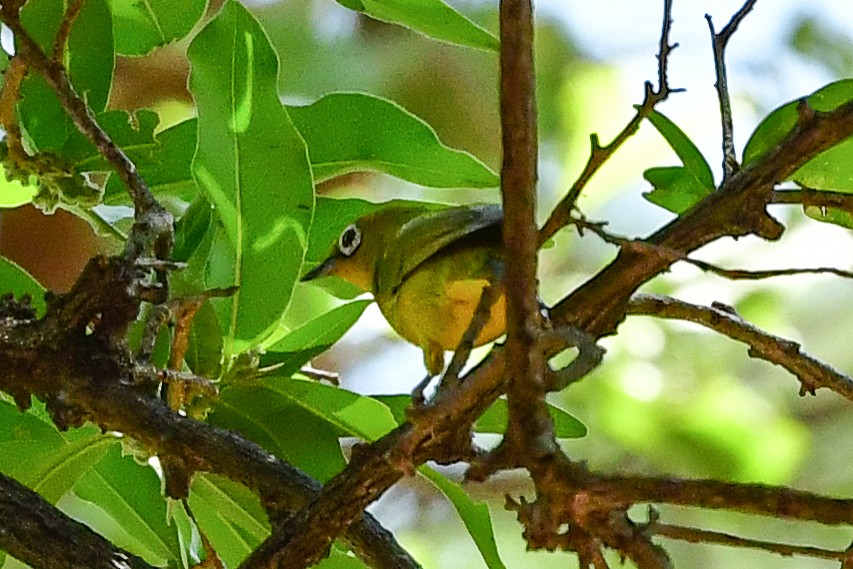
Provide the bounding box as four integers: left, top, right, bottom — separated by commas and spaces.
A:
374, 204, 502, 295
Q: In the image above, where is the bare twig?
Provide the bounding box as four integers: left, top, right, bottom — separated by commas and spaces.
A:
627, 293, 853, 400
771, 187, 853, 215
538, 0, 682, 245
650, 522, 848, 562
52, 0, 86, 61
571, 214, 853, 281
706, 0, 759, 182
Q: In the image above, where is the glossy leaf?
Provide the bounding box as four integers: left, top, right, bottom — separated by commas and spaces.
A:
261, 299, 372, 375
744, 79, 853, 191
0, 401, 116, 503
73, 446, 181, 566
189, 474, 367, 569
189, 474, 269, 569
336, 0, 499, 52
18, 0, 113, 153
421, 468, 506, 569
189, 0, 314, 356
287, 93, 499, 187
210, 383, 348, 481
643, 111, 715, 214
109, 0, 206, 56
0, 255, 46, 315
647, 111, 714, 189
643, 166, 714, 215
375, 394, 587, 438
0, 175, 37, 208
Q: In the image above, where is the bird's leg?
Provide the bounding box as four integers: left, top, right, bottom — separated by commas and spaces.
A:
437, 277, 502, 399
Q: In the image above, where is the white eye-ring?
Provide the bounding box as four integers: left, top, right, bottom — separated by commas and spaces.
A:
337, 224, 362, 257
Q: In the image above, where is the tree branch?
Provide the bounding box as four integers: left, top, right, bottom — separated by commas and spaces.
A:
538, 0, 682, 245
627, 293, 853, 399
706, 0, 758, 182
0, 4, 172, 262
0, 471, 154, 569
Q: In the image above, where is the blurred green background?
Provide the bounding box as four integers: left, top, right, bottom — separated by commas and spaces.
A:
3, 0, 853, 567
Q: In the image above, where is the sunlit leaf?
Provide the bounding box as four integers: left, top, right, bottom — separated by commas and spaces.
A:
288, 93, 499, 187
261, 300, 373, 375
73, 446, 181, 566
109, 0, 206, 56
374, 395, 586, 438
643, 111, 715, 214
743, 79, 853, 190
189, 0, 314, 356
336, 0, 499, 52
0, 255, 46, 315
0, 401, 115, 503
421, 468, 507, 569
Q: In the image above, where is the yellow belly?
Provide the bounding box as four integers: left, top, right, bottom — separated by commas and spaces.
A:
375, 247, 505, 374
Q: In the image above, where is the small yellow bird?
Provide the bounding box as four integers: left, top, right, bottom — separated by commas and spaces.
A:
301, 203, 506, 375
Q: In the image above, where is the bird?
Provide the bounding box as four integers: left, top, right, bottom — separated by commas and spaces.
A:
301, 203, 505, 376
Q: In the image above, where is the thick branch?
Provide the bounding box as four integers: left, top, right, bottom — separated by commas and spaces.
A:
498, 0, 553, 462
0, 472, 154, 569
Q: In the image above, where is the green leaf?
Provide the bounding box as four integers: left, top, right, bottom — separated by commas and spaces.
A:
261, 300, 372, 375
337, 0, 499, 52
0, 255, 46, 315
0, 401, 116, 503
189, 474, 269, 569
102, 117, 200, 204
66, 109, 160, 168
803, 205, 853, 230
68, 0, 114, 113
189, 475, 367, 569
642, 111, 715, 214
420, 468, 507, 569
743, 79, 853, 192
189, 0, 314, 357
109, 0, 207, 56
647, 111, 714, 189
209, 382, 348, 481
18, 0, 114, 153
288, 93, 499, 187
642, 166, 715, 215
375, 394, 586, 438
73, 446, 181, 566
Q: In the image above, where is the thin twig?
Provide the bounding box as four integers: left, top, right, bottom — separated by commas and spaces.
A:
52, 0, 86, 61
538, 0, 682, 245
571, 214, 853, 281
706, 0, 758, 182
771, 187, 853, 215
650, 522, 847, 562
627, 293, 853, 400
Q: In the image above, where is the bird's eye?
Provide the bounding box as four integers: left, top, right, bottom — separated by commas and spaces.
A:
337, 224, 361, 257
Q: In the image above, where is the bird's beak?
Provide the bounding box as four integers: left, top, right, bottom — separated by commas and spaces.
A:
300, 257, 336, 282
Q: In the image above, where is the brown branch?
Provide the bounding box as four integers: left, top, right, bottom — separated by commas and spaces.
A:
51, 0, 86, 61
571, 214, 853, 281
706, 0, 758, 181
0, 471, 155, 569
0, 5, 172, 262
627, 293, 853, 399
496, 0, 553, 464
650, 521, 847, 562
771, 187, 853, 214
538, 0, 682, 245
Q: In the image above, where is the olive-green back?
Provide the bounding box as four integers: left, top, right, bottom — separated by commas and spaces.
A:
374, 204, 502, 296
